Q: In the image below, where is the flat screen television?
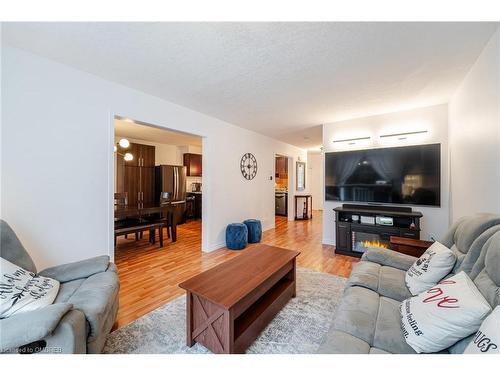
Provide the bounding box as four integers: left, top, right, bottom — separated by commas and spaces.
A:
325, 143, 441, 206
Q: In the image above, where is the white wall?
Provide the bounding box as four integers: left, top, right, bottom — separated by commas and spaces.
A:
1, 45, 306, 269
449, 28, 500, 221
307, 151, 323, 210
322, 104, 450, 245
0, 24, 2, 218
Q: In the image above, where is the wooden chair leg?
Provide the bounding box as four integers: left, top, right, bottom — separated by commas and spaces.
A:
125, 234, 128, 239
135, 232, 139, 241
150, 229, 156, 244
159, 226, 164, 248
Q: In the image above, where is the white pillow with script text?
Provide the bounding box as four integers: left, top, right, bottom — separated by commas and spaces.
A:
0, 257, 60, 318
405, 241, 456, 295
400, 271, 491, 353
464, 306, 500, 354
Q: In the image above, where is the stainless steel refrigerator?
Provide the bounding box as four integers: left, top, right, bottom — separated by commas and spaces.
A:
155, 165, 187, 224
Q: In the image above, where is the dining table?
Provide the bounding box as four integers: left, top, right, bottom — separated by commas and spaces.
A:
114, 202, 178, 242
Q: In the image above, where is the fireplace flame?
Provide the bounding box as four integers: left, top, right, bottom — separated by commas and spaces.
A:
362, 239, 389, 249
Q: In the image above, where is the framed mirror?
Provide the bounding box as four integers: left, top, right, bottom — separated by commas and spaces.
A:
296, 161, 306, 191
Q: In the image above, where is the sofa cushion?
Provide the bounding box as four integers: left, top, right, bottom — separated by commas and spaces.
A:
378, 267, 412, 302
332, 286, 380, 344
369, 347, 391, 354
347, 261, 411, 302
39, 256, 111, 283
470, 231, 500, 308
362, 248, 416, 271
317, 329, 370, 354
452, 214, 500, 255
448, 334, 474, 354
345, 261, 380, 291
372, 296, 416, 354
54, 279, 85, 303
458, 225, 500, 275
320, 285, 414, 354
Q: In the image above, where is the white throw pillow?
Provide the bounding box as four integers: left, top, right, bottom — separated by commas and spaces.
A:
400, 271, 492, 353
464, 306, 500, 354
0, 257, 60, 318
405, 241, 457, 295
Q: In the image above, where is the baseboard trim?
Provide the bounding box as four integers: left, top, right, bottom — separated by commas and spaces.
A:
323, 237, 335, 246
205, 242, 226, 253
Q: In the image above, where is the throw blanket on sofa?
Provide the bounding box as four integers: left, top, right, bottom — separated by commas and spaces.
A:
0, 257, 59, 318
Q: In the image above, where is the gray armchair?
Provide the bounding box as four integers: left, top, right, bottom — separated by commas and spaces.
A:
0, 220, 119, 354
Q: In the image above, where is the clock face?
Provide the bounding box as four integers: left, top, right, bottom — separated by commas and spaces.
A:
240, 153, 258, 180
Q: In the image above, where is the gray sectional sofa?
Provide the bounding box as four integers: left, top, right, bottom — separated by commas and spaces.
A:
0, 220, 120, 354
318, 213, 500, 354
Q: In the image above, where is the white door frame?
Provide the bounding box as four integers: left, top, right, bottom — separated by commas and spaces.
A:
107, 113, 207, 262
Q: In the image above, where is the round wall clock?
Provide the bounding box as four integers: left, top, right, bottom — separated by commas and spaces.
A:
240, 153, 258, 180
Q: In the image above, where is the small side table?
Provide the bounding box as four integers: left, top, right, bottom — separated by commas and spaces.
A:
294, 194, 312, 220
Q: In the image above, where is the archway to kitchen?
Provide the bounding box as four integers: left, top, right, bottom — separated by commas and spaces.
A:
112, 116, 205, 326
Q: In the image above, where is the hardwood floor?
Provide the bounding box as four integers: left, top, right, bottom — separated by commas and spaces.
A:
113, 211, 358, 329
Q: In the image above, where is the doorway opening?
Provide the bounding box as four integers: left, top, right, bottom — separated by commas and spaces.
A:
113, 116, 203, 258
275, 154, 290, 219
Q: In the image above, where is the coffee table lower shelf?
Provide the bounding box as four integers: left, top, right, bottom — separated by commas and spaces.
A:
233, 278, 295, 352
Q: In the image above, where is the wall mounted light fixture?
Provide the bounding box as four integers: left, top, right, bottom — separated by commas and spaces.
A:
379, 130, 428, 140
333, 136, 371, 145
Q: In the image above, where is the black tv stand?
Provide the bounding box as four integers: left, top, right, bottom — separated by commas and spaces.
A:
334, 204, 423, 258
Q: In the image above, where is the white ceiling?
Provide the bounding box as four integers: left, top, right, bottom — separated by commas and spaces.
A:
115, 118, 202, 147
4, 22, 498, 148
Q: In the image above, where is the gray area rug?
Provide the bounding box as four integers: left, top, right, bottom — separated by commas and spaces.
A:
103, 268, 346, 354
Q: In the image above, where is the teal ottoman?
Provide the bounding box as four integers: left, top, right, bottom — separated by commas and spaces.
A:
243, 219, 262, 243
226, 223, 248, 250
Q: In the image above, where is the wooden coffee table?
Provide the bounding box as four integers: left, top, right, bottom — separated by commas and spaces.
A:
179, 244, 300, 354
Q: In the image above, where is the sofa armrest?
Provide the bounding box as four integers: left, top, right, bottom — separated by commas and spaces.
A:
0, 303, 72, 352
361, 248, 417, 271
39, 255, 110, 282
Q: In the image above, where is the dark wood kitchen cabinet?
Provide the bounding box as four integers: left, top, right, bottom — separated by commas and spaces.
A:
183, 153, 202, 177
186, 193, 202, 220
275, 156, 288, 178
117, 142, 155, 206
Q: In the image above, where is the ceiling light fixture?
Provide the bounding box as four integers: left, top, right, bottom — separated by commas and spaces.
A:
379, 130, 428, 139
119, 138, 130, 148
115, 138, 134, 161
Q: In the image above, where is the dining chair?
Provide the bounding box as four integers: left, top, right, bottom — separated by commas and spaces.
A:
145, 191, 173, 239
114, 192, 141, 241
